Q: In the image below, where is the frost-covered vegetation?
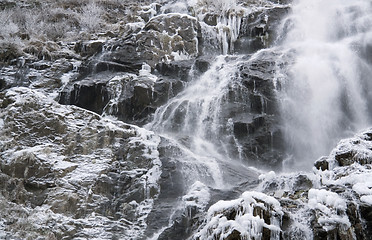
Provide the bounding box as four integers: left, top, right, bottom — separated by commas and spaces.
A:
0, 0, 146, 62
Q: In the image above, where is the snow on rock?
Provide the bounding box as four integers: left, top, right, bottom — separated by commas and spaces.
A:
194, 191, 283, 240
194, 128, 372, 239
0, 87, 161, 239
308, 189, 347, 212
308, 189, 350, 232
136, 12, 201, 65
182, 181, 211, 210
315, 128, 372, 170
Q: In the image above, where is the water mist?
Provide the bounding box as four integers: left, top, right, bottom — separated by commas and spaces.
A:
277, 0, 372, 169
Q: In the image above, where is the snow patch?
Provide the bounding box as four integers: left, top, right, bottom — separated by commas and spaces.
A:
308, 189, 350, 231
195, 191, 283, 240
308, 189, 347, 212
258, 171, 276, 181
360, 195, 372, 205
182, 181, 210, 209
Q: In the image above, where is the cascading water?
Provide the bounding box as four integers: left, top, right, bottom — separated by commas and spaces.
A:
276, 0, 372, 169
143, 0, 372, 238
147, 55, 257, 189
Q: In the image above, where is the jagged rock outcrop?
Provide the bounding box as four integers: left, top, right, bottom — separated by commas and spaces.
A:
236, 4, 290, 53
0, 87, 161, 239
58, 63, 192, 125
136, 13, 202, 65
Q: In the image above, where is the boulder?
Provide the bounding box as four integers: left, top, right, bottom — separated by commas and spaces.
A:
314, 156, 329, 170
59, 74, 110, 115
136, 13, 202, 65
74, 40, 105, 58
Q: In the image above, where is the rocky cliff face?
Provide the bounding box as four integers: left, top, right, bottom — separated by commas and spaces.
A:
1, 0, 372, 239
0, 87, 161, 239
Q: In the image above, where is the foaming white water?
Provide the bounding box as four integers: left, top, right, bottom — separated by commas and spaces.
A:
277, 0, 372, 169
147, 56, 234, 188
147, 55, 258, 188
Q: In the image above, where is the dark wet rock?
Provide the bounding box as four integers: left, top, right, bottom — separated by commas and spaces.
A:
314, 156, 329, 170
74, 40, 104, 58
144, 138, 186, 238
235, 6, 290, 53
360, 204, 372, 238
327, 129, 372, 167
335, 151, 357, 166
346, 202, 367, 240
59, 70, 186, 125
155, 60, 194, 81
293, 174, 313, 192
334, 150, 372, 167
30, 61, 51, 70
59, 75, 110, 115
60, 56, 212, 125
194, 57, 211, 73
0, 52, 79, 96
203, 13, 218, 26
79, 41, 143, 76
228, 52, 284, 168
312, 222, 354, 240
0, 76, 10, 91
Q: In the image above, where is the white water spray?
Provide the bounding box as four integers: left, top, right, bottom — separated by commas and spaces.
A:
277, 0, 372, 169
147, 55, 258, 188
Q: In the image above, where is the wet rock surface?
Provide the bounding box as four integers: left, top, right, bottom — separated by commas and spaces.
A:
231, 51, 285, 167
58, 66, 190, 125
235, 5, 291, 53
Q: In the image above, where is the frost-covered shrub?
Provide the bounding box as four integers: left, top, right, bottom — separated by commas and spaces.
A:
0, 39, 23, 63
41, 8, 81, 41
0, 10, 19, 39
80, 1, 104, 32
0, 0, 130, 62
0, 10, 23, 62
55, 0, 89, 10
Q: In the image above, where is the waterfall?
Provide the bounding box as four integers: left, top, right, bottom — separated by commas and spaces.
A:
277, 0, 372, 169
146, 55, 257, 189
146, 0, 372, 181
